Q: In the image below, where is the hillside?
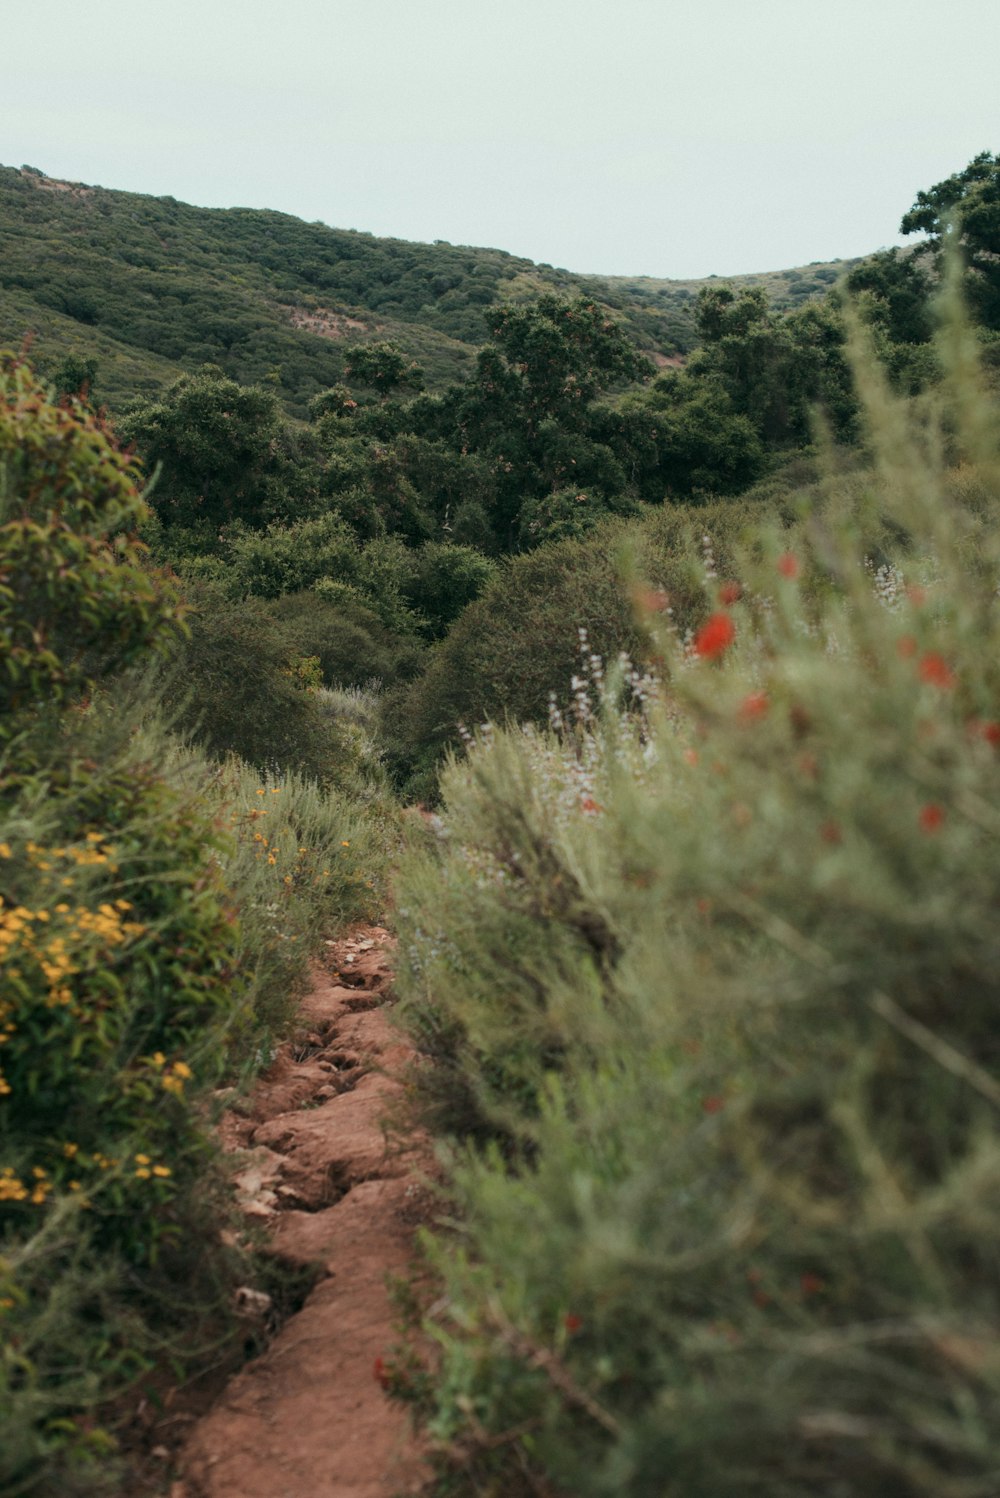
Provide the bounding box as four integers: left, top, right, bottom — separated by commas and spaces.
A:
0, 165, 859, 414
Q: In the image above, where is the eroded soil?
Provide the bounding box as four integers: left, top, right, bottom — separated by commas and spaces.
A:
169, 926, 431, 1498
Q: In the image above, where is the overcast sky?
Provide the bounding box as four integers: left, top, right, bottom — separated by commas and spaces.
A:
3, 0, 997, 278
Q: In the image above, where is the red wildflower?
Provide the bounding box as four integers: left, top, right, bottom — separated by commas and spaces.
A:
918, 652, 955, 689
906, 584, 927, 607
777, 552, 799, 579
564, 1313, 583, 1335
800, 1272, 825, 1297
718, 580, 742, 605
702, 1094, 725, 1114
968, 718, 1000, 747
897, 635, 918, 659
373, 1356, 391, 1390
693, 612, 736, 660
738, 691, 769, 722
919, 803, 945, 834
580, 796, 604, 816
683, 747, 699, 766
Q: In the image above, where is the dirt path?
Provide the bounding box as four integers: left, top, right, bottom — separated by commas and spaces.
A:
170, 926, 431, 1498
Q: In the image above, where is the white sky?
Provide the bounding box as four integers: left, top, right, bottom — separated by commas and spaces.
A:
2, 0, 998, 278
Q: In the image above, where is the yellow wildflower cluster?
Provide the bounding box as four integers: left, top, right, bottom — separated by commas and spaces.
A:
0, 1165, 52, 1205
147, 1051, 193, 1096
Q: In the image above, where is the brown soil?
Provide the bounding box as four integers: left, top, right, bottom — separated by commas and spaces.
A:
169, 926, 432, 1498
287, 307, 373, 340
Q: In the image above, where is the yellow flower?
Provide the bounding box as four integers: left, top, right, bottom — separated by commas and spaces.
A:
134, 1153, 151, 1165
0, 844, 10, 859
341, 841, 351, 847
270, 788, 281, 794
172, 1061, 192, 1080
267, 854, 276, 865
256, 789, 265, 797
152, 1165, 172, 1178
135, 1167, 151, 1180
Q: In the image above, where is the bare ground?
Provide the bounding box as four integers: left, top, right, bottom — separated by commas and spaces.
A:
170, 926, 431, 1498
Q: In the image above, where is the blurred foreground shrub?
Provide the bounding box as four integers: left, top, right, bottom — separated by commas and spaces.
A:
392, 285, 1000, 1495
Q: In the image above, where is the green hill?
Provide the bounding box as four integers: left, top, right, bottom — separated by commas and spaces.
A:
0, 164, 860, 414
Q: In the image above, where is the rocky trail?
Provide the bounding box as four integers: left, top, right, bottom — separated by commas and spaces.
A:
169, 926, 432, 1498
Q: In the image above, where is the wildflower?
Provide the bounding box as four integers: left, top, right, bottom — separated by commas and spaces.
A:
173, 1062, 192, 1080
564, 1313, 583, 1335
919, 803, 945, 834
683, 747, 699, 766
897, 635, 918, 658
152, 1165, 171, 1178
636, 587, 669, 612
373, 1356, 391, 1390
134, 1154, 151, 1165
918, 652, 955, 689
906, 584, 927, 607
580, 796, 604, 815
271, 788, 280, 794
0, 845, 9, 859
718, 580, 741, 605
777, 552, 799, 579
693, 613, 736, 660
800, 1272, 825, 1297
702, 1094, 725, 1114
256, 789, 265, 797
267, 854, 276, 865
341, 840, 351, 847
820, 820, 842, 844
738, 692, 768, 722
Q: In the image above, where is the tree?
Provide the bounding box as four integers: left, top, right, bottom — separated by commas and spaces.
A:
343, 341, 424, 398
118, 366, 308, 535
900, 151, 1000, 328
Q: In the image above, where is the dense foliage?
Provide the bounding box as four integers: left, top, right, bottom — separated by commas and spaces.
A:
0, 162, 854, 415
0, 361, 394, 1494
391, 275, 1000, 1497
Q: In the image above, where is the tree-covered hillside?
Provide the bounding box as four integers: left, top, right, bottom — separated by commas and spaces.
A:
0, 164, 857, 415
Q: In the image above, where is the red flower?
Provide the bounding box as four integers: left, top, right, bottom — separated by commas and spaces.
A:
777, 553, 799, 579
564, 1313, 583, 1335
702, 1094, 725, 1114
968, 719, 1000, 747
906, 584, 927, 607
718, 580, 742, 605
373, 1356, 391, 1390
800, 1272, 825, 1297
738, 691, 769, 722
918, 652, 955, 689
683, 747, 699, 766
919, 803, 945, 834
580, 796, 604, 815
693, 612, 736, 659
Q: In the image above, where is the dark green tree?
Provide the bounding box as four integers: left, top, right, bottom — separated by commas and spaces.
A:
900, 151, 1000, 327
344, 340, 424, 398
119, 366, 311, 537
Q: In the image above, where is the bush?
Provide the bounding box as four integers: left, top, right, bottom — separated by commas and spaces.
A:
391, 294, 1000, 1494
164, 584, 367, 783
385, 494, 788, 794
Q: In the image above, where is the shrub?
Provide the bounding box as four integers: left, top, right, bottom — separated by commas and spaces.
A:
391, 292, 1000, 1494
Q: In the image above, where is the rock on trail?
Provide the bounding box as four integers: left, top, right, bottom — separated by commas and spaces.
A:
171, 926, 431, 1498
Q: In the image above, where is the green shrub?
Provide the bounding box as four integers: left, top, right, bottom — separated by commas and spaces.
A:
164, 583, 367, 783
392, 293, 1000, 1494
0, 353, 183, 722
